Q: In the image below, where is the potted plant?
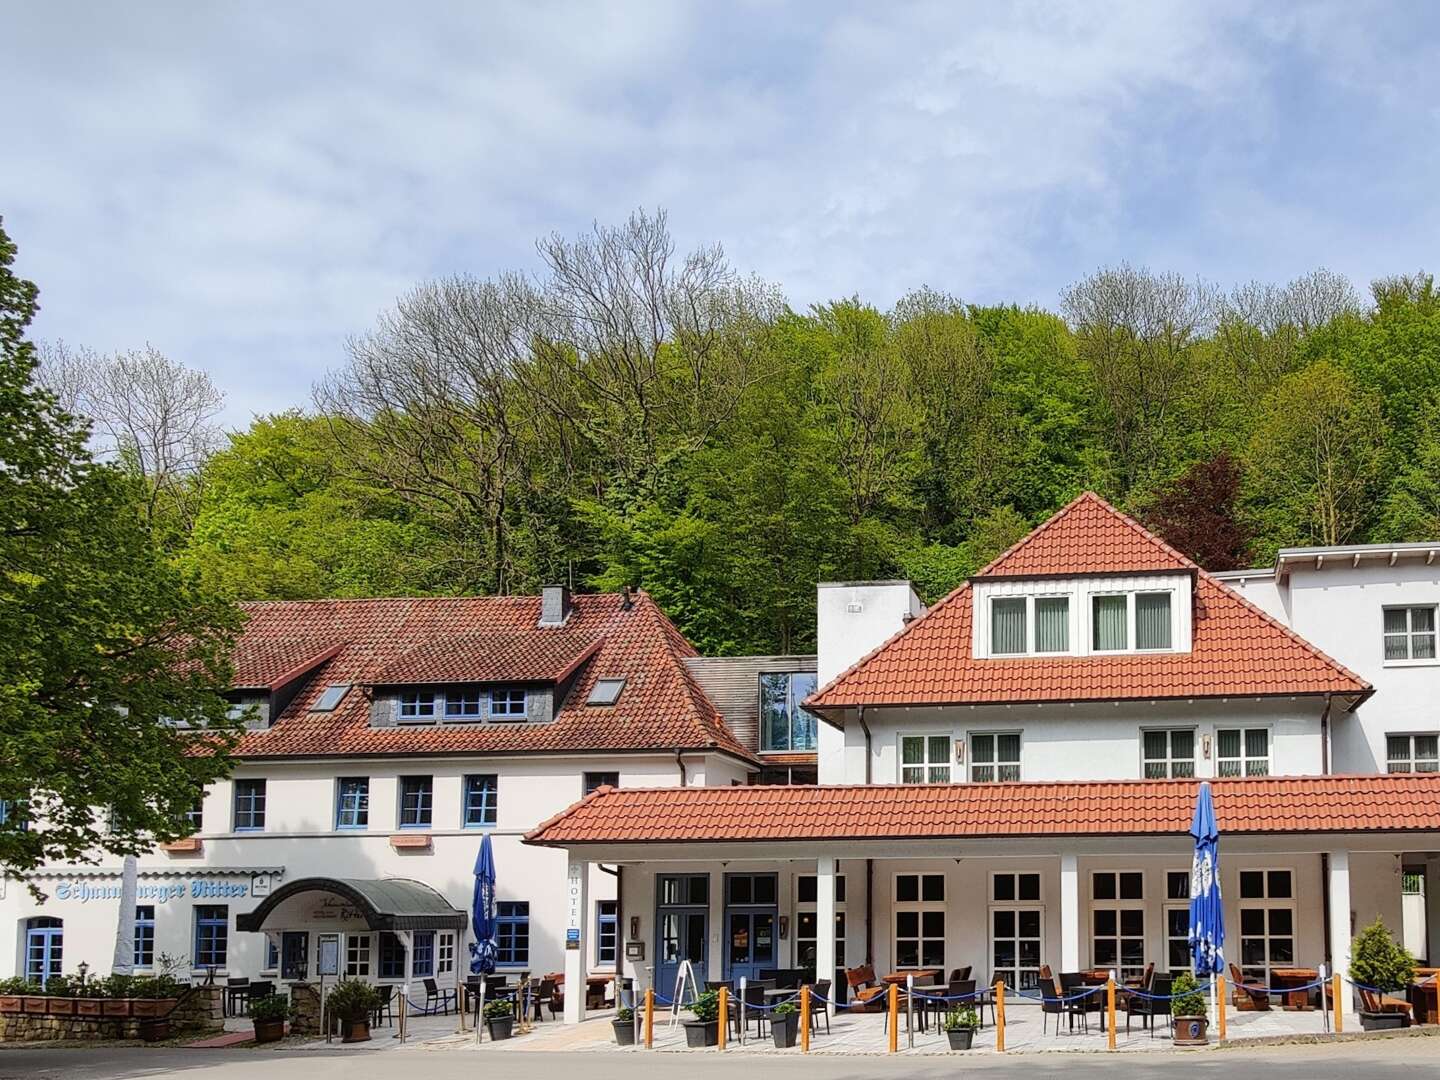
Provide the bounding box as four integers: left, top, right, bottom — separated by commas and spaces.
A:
483, 997, 516, 1040
249, 993, 294, 1044
1171, 972, 1209, 1046
682, 989, 720, 1048
102, 974, 135, 1017
326, 979, 380, 1043
130, 975, 181, 1019
770, 1000, 800, 1048
0, 977, 29, 1014
44, 976, 75, 1015
942, 1003, 979, 1050
22, 982, 49, 1015
1352, 918, 1417, 1031
612, 1005, 636, 1046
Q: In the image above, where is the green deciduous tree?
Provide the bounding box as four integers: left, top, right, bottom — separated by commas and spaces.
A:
0, 219, 241, 887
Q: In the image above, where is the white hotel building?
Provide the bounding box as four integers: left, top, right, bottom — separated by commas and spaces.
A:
6, 493, 1440, 1021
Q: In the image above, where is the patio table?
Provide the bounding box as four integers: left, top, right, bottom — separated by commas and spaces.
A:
1410, 975, 1438, 1025
882, 969, 942, 985
1269, 967, 1319, 1010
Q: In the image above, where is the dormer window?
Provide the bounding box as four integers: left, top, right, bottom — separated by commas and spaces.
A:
444, 689, 483, 720
399, 691, 436, 721
1092, 591, 1173, 652
989, 595, 1070, 656
489, 688, 527, 718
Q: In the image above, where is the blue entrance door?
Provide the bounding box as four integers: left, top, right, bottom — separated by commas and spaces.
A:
25, 917, 63, 987
723, 873, 777, 983
656, 874, 709, 1001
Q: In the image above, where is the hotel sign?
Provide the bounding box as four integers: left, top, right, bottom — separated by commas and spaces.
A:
52, 875, 261, 904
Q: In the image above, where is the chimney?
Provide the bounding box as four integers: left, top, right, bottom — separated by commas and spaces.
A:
539, 584, 572, 627
816, 581, 924, 686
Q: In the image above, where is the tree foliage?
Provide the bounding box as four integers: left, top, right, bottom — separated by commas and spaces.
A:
0, 218, 242, 887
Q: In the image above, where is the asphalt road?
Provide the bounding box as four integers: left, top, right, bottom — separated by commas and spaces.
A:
4, 1038, 1440, 1080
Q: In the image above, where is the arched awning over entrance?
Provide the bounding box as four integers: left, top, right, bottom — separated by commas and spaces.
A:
236, 877, 468, 933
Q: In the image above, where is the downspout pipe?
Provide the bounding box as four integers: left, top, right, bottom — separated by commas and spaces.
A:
675, 749, 688, 787
859, 704, 874, 966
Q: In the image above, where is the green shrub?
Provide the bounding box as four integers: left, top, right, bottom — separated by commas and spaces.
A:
1351, 918, 1416, 994
942, 1004, 979, 1031
615, 1006, 634, 1022
42, 975, 74, 998
1171, 972, 1207, 1017
483, 998, 515, 1020
101, 974, 136, 999
687, 989, 720, 1023
0, 976, 39, 994
772, 1000, 797, 1017
248, 995, 295, 1023
326, 979, 380, 1022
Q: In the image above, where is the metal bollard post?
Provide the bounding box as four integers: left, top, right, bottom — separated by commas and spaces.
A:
906, 973, 914, 1049
739, 977, 747, 1045
801, 985, 810, 1053
888, 983, 899, 1053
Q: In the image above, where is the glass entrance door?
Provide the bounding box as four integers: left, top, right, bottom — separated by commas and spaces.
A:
25, 918, 63, 987
656, 874, 709, 1001
282, 931, 310, 980
723, 873, 778, 983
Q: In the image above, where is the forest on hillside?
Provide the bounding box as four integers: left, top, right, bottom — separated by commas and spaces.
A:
38, 211, 1440, 656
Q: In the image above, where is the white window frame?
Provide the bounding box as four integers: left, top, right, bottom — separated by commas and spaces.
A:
436, 931, 456, 976
1090, 589, 1177, 655
1387, 732, 1440, 773
898, 733, 953, 784
1215, 727, 1271, 778
1162, 869, 1192, 976
1383, 605, 1439, 665
345, 932, 372, 977
893, 872, 946, 970
969, 731, 1021, 783
1142, 728, 1196, 779
1236, 868, 1296, 981
987, 593, 1073, 657
989, 871, 1044, 991
795, 874, 847, 971
1089, 870, 1146, 981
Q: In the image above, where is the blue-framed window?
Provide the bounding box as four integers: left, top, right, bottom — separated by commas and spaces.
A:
194, 905, 229, 968
233, 779, 266, 831
265, 937, 279, 971
444, 689, 483, 719
597, 901, 617, 967
399, 776, 433, 828
412, 931, 435, 977
25, 917, 63, 986
379, 932, 405, 978
463, 775, 498, 828
399, 691, 436, 721
489, 688, 527, 718
336, 778, 369, 829
497, 901, 529, 965
185, 794, 204, 831
0, 798, 26, 830
133, 906, 155, 968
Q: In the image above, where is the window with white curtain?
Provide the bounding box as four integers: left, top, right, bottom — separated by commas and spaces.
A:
1216, 728, 1270, 777
1143, 729, 1195, 778
1092, 594, 1129, 650
900, 735, 952, 784
1384, 606, 1437, 661
989, 595, 1069, 655
1035, 597, 1069, 652
1387, 733, 1439, 773
970, 732, 1021, 783
1136, 593, 1172, 649
991, 598, 1027, 655
1092, 591, 1174, 653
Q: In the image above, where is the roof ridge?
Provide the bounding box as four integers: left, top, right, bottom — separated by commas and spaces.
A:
976, 491, 1197, 577
971, 490, 1093, 576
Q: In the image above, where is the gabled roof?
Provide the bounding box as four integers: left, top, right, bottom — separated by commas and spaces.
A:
229, 592, 754, 762
808, 492, 1369, 711
526, 774, 1440, 846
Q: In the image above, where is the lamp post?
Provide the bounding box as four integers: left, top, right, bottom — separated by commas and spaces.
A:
77, 961, 90, 990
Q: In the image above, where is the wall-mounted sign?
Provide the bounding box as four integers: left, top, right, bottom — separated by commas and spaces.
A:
565, 928, 581, 950
317, 934, 340, 976
53, 878, 250, 903
308, 896, 366, 923
625, 942, 645, 961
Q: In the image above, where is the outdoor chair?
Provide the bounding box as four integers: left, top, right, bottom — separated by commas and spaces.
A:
224, 976, 249, 1018
371, 983, 395, 1028
809, 979, 832, 1035
1228, 964, 1271, 1011
1057, 972, 1094, 1034
930, 979, 977, 1031
423, 976, 457, 1015
1038, 967, 1065, 1036
1125, 962, 1154, 990
732, 981, 770, 1040
532, 977, 558, 1021
947, 966, 972, 983
1125, 973, 1171, 1038
1360, 987, 1413, 1022
845, 964, 888, 1012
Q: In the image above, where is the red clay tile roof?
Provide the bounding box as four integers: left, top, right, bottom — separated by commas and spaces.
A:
809, 493, 1369, 710
526, 775, 1440, 845
228, 592, 754, 762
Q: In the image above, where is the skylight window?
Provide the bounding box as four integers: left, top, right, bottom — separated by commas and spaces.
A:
587, 678, 626, 706
310, 684, 350, 712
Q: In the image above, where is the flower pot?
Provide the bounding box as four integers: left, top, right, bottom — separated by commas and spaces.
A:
75, 998, 104, 1017
253, 1018, 287, 1044
140, 1018, 171, 1043
47, 997, 76, 1016
132, 998, 176, 1019
612, 1018, 636, 1046
946, 1027, 976, 1050
341, 1018, 371, 1043
0, 995, 21, 1014
771, 1013, 799, 1048
23, 996, 49, 1015
102, 999, 133, 1018
682, 1019, 718, 1047
486, 1016, 514, 1041
1360, 1011, 1409, 1031
1173, 1015, 1209, 1046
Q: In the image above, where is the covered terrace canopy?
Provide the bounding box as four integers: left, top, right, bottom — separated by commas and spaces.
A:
237, 876, 468, 933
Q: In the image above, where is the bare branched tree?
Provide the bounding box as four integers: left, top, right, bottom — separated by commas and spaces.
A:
38, 341, 225, 532
1218, 269, 1363, 387
1062, 265, 1217, 488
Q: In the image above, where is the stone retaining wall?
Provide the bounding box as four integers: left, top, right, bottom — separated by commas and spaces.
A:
0, 986, 223, 1042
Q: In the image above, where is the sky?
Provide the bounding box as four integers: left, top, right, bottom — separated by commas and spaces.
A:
5, 1, 1440, 428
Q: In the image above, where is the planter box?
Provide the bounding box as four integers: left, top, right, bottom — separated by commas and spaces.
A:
254, 1018, 286, 1044
682, 1019, 718, 1048
1173, 1015, 1209, 1046
75, 998, 105, 1017
946, 1027, 976, 1050
486, 1016, 514, 1041
0, 995, 21, 1014
140, 1018, 171, 1043
47, 997, 77, 1016
23, 996, 49, 1015
131, 998, 177, 1019
612, 1018, 636, 1046
341, 1018, 371, 1043
1360, 1011, 1409, 1031
103, 999, 133, 1018
771, 1013, 798, 1048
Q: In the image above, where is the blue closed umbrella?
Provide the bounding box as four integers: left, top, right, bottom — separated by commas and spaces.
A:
1187, 781, 1226, 979
469, 833, 498, 975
